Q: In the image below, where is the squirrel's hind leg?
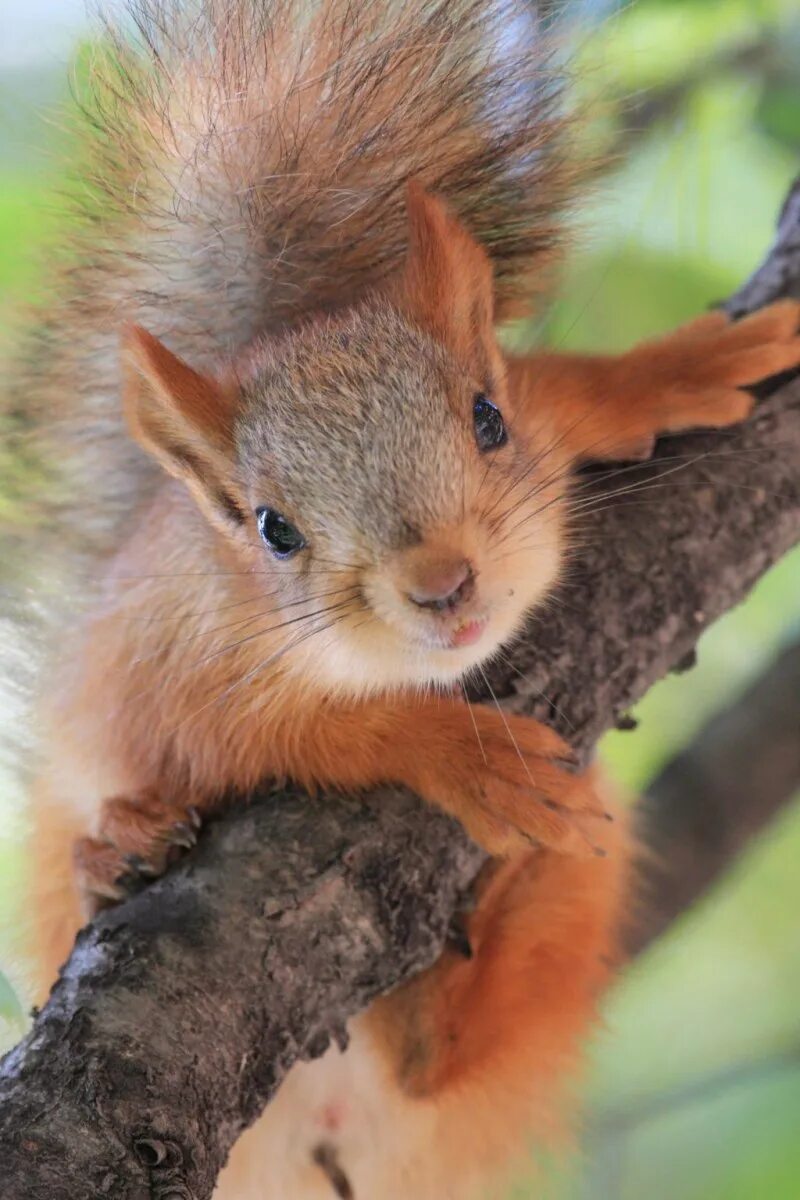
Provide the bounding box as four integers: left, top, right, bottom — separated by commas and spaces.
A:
364, 787, 632, 1189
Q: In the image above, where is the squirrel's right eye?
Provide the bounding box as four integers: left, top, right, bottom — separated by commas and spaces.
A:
473, 394, 507, 452
256, 507, 306, 558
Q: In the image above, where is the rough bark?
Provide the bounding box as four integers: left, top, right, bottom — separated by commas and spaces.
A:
0, 790, 483, 1200
1, 185, 799, 1200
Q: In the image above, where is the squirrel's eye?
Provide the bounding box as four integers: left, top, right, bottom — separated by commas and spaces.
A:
256, 507, 306, 558
473, 394, 507, 452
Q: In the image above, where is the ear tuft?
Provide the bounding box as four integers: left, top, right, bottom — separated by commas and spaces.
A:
122, 324, 236, 451
398, 182, 495, 370
121, 326, 247, 535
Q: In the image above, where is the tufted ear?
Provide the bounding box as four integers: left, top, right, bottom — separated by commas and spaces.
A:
121, 325, 248, 535
397, 182, 496, 374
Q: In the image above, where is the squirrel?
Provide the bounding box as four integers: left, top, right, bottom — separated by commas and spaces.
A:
6, 1, 800, 1197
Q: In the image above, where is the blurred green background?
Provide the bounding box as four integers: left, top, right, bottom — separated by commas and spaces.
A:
1, 1, 799, 1197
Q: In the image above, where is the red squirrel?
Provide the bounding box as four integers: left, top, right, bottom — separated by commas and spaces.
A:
7, 1, 800, 1197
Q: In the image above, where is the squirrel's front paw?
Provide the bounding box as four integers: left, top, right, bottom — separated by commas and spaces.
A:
639, 299, 800, 437
419, 709, 610, 858
73, 788, 202, 915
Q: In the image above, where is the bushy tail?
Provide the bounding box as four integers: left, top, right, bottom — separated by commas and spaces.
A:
93, 0, 576, 330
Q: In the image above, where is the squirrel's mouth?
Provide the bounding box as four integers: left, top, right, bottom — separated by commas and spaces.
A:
403, 609, 491, 655
447, 617, 487, 649
359, 557, 506, 669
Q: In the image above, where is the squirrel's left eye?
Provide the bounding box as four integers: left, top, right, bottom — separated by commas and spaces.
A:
473, 394, 507, 452
256, 507, 306, 558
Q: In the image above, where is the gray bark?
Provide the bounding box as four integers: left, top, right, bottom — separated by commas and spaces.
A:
0, 790, 483, 1199
1, 182, 799, 1200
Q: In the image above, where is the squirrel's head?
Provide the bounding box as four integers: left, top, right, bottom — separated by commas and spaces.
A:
122, 187, 566, 694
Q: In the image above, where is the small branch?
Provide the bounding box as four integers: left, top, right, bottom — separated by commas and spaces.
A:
630, 640, 800, 954
592, 1042, 800, 1137
2, 182, 800, 1200
726, 177, 800, 317
608, 39, 775, 163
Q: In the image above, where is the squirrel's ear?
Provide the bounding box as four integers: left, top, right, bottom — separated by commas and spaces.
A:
398, 182, 495, 368
121, 325, 248, 535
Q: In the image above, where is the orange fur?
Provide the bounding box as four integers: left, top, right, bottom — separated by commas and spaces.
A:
507, 301, 800, 464
28, 197, 800, 1197
28, 784, 86, 1000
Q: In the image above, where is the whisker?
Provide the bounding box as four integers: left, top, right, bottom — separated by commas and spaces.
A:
130, 585, 360, 665
568, 475, 786, 514
461, 685, 488, 766
87, 562, 359, 584
488, 409, 766, 540
171, 608, 360, 733
116, 594, 363, 712
477, 664, 538, 790
116, 591, 275, 624
182, 593, 362, 673
492, 649, 575, 733
494, 441, 769, 552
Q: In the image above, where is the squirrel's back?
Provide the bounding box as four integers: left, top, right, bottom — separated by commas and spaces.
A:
3, 0, 578, 581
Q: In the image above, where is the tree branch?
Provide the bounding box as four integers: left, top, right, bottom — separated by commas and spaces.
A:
629, 640, 800, 954
2, 184, 799, 1199
0, 789, 483, 1200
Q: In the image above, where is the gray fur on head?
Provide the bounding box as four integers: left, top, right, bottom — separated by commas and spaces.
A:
237, 305, 471, 565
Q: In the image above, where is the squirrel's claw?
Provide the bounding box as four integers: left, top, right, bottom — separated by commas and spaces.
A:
167, 820, 199, 850
73, 789, 206, 914
445, 915, 473, 960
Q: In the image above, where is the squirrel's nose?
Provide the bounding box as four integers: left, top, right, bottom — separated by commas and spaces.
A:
407, 560, 475, 612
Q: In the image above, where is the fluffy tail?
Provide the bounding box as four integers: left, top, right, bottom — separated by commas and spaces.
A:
92, 0, 577, 330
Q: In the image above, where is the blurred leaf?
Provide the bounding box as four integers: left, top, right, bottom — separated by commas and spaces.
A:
590, 793, 800, 1112
756, 82, 800, 148
578, 0, 799, 95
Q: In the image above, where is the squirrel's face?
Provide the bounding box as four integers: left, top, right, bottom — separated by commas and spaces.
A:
232, 304, 565, 692
122, 187, 567, 694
